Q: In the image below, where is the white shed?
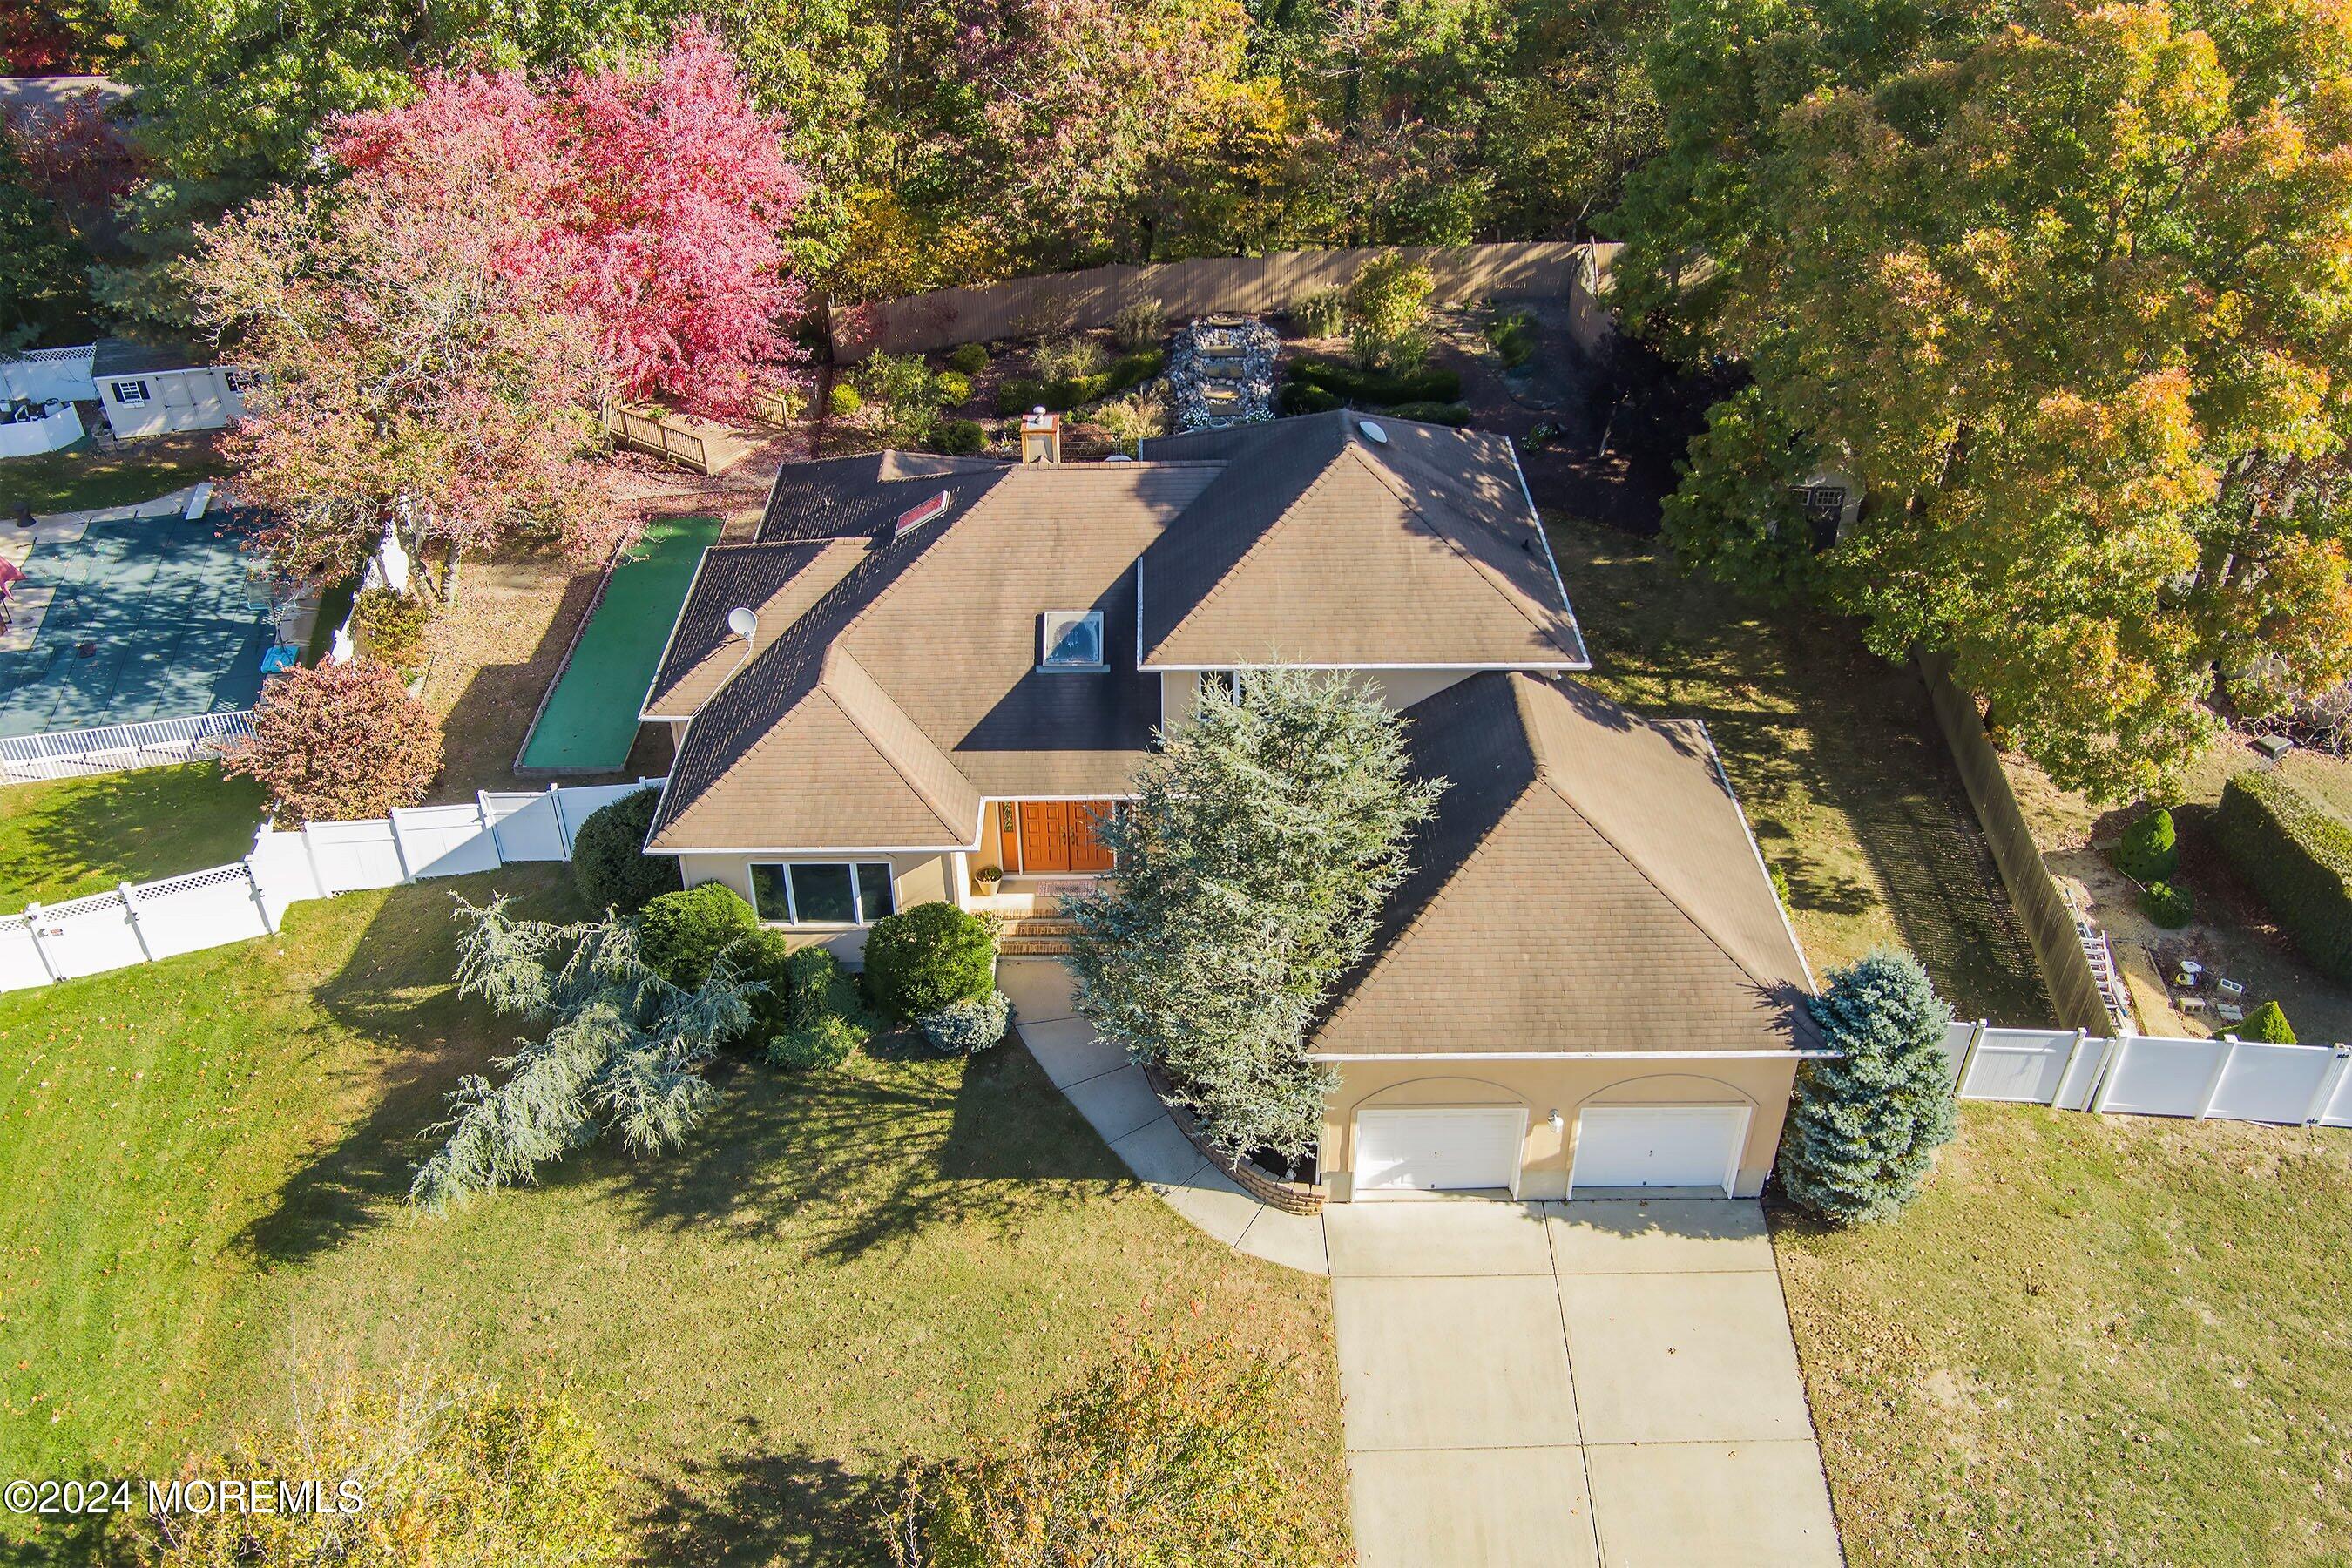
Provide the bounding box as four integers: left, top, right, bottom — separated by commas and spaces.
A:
91, 339, 248, 439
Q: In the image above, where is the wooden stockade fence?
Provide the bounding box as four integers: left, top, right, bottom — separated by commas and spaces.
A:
1918, 651, 2119, 1034
831, 241, 1618, 362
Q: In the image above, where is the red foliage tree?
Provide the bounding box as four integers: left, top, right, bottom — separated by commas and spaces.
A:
224, 659, 444, 825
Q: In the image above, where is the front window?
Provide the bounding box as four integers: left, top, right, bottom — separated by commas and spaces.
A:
748, 861, 897, 925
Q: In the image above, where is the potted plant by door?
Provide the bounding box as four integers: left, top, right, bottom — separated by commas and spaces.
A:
975, 864, 1004, 895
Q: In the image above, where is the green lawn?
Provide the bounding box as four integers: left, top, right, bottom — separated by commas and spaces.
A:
1546, 517, 2051, 1023
1777, 1104, 2352, 1564
0, 868, 1346, 1565
0, 433, 232, 517
0, 764, 266, 908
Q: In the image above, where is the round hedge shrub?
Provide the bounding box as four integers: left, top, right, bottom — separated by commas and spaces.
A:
2139, 879, 2195, 929
768, 1013, 864, 1071
936, 370, 972, 403
862, 900, 995, 1019
2242, 1000, 2296, 1044
2112, 807, 2180, 883
635, 882, 758, 987
828, 381, 862, 416
947, 341, 990, 375
920, 991, 1011, 1054
937, 417, 988, 456
571, 787, 683, 914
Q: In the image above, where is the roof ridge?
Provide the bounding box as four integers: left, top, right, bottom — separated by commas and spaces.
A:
818, 645, 977, 839
1340, 441, 1574, 654
1512, 680, 1780, 992
1145, 421, 1353, 659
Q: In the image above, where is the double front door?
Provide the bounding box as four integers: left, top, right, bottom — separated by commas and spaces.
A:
1011, 800, 1117, 874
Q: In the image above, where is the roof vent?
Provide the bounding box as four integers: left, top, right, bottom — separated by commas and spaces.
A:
893, 490, 951, 539
1358, 418, 1389, 444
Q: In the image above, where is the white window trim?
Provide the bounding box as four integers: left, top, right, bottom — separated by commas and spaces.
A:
750, 860, 897, 928
110, 379, 151, 405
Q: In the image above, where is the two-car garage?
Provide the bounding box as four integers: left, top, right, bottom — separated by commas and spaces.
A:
1351, 1102, 1752, 1199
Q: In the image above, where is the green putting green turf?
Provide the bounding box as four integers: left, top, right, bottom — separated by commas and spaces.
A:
518, 514, 723, 771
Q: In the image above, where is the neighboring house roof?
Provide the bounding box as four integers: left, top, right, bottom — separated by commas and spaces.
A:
1136, 411, 1587, 669
0, 76, 130, 124
648, 460, 1220, 852
1303, 672, 1817, 1059
91, 338, 205, 379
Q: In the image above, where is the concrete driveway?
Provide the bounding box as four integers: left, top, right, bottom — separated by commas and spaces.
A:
1328, 1198, 1842, 1568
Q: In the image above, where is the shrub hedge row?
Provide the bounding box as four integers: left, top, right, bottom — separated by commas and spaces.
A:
2215, 770, 2352, 983
994, 349, 1166, 416
1284, 357, 1462, 404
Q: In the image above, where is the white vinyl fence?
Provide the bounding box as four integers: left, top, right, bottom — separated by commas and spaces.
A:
0, 345, 97, 404
0, 402, 82, 457
0, 712, 257, 784
1943, 1020, 2352, 1130
0, 779, 662, 993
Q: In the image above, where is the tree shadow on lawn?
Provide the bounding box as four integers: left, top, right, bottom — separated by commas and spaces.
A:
639, 1431, 914, 1568
618, 1031, 1131, 1264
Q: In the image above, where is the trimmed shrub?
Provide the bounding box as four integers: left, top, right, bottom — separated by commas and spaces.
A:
782, 943, 857, 1028
2215, 770, 2352, 983
740, 927, 796, 1040
947, 341, 990, 374
1289, 287, 1346, 337
224, 658, 443, 825
996, 375, 1046, 416
1345, 254, 1435, 371
2111, 807, 2180, 882
2242, 1000, 2297, 1043
768, 1012, 863, 1071
1778, 950, 1956, 1225
936, 417, 988, 455
935, 369, 972, 404
863, 900, 995, 1019
827, 380, 862, 416
1032, 334, 1108, 384
1382, 400, 1472, 426
1279, 381, 1342, 416
1112, 299, 1166, 351
349, 585, 435, 669
1285, 356, 1462, 404
635, 882, 757, 988
571, 787, 683, 914
920, 991, 1012, 1054
2139, 879, 2194, 928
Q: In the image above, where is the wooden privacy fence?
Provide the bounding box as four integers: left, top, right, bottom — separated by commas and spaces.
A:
1917, 651, 2119, 1034
0, 778, 661, 992
0, 711, 255, 785
1943, 1020, 2352, 1128
833, 241, 1619, 362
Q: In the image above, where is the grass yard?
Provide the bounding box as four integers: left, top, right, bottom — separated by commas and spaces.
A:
0, 433, 231, 517
1777, 1104, 2352, 1564
1546, 517, 2051, 1024
0, 764, 265, 908
0, 868, 1346, 1565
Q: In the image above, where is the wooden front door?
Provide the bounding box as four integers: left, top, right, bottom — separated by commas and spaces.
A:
1017, 801, 1117, 874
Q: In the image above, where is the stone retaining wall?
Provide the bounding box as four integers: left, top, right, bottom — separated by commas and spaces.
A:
1143, 1061, 1328, 1214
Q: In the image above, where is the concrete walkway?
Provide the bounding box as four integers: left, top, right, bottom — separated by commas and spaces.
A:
1328, 1198, 1842, 1568
997, 957, 1331, 1274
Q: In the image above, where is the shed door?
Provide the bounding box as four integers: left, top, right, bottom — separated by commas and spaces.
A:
1569, 1105, 1747, 1193
1355, 1107, 1524, 1195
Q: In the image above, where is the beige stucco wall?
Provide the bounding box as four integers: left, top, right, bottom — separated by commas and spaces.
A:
1320, 1055, 1800, 1201
676, 850, 956, 963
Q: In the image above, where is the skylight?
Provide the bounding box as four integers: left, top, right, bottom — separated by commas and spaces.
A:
1040, 610, 1105, 671
893, 490, 951, 539
1358, 418, 1389, 444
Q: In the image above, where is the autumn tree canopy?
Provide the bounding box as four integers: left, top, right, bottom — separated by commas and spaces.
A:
1617, 0, 2352, 801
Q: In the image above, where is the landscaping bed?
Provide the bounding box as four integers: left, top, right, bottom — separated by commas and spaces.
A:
0, 867, 1347, 1565
1546, 517, 2051, 1023
1777, 1101, 2352, 1564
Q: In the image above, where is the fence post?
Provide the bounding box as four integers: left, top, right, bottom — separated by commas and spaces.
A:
299, 821, 332, 898
2055, 1027, 2092, 1109
118, 882, 155, 963
2196, 1037, 2239, 1120
1954, 1018, 1989, 1098
2306, 1049, 2351, 1126
385, 813, 416, 884
477, 790, 504, 865
245, 856, 278, 934
550, 782, 575, 857
22, 902, 62, 983
2091, 1033, 2132, 1112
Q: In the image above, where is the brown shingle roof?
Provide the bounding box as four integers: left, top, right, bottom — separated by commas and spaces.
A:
1137, 411, 1586, 668
641, 541, 868, 719
1302, 672, 1817, 1058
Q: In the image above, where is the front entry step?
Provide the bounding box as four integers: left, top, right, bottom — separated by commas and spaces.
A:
998, 916, 1078, 956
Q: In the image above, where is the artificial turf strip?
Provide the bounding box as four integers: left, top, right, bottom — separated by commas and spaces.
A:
517, 514, 722, 771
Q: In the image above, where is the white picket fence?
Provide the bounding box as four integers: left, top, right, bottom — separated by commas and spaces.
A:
0, 778, 662, 993
1944, 1020, 2352, 1129
0, 712, 258, 784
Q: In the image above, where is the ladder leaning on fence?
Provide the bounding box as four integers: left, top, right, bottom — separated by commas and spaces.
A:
0, 777, 665, 993
2064, 888, 2137, 1035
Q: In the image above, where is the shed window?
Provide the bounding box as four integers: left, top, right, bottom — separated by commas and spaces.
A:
110, 380, 151, 406
749, 861, 897, 925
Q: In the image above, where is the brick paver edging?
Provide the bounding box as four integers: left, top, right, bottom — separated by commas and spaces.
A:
1141, 1060, 1328, 1214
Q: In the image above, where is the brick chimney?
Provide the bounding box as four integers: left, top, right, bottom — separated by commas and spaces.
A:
1020, 407, 1061, 464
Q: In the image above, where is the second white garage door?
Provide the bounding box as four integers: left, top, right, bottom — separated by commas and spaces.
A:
1355, 1107, 1526, 1195
1569, 1105, 1748, 1194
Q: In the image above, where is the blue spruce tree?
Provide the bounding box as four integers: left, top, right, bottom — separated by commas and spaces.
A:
1778, 950, 1957, 1224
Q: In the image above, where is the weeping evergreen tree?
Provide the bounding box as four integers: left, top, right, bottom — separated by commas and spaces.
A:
1778, 950, 1957, 1225
409, 895, 758, 1211
1065, 670, 1442, 1162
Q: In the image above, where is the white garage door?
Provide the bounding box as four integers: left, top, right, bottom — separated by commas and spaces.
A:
1570, 1105, 1748, 1193
1355, 1107, 1525, 1195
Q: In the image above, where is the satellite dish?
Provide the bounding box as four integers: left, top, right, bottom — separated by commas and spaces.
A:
727, 605, 759, 640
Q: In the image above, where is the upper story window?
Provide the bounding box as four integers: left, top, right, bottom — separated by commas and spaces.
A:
110, 379, 151, 406
1039, 610, 1105, 672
